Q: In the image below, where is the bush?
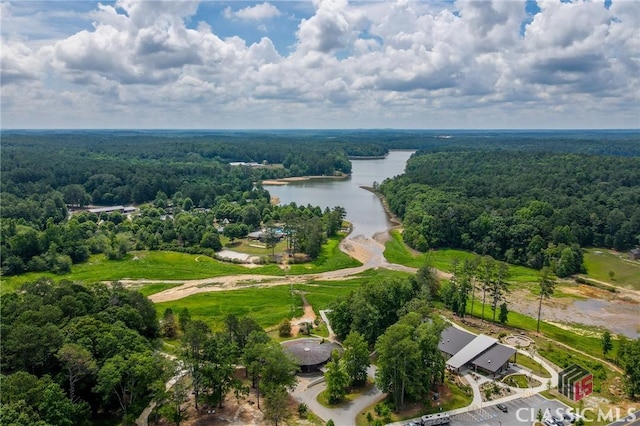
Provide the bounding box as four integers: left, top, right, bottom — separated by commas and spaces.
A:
50, 254, 72, 274
297, 403, 308, 419
278, 319, 292, 337
27, 255, 48, 272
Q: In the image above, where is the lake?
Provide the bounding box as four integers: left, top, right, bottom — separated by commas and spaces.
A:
266, 150, 415, 238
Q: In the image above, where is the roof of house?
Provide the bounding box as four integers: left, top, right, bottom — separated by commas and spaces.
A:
471, 342, 517, 373
446, 334, 498, 370
630, 248, 640, 255
88, 205, 124, 213
438, 326, 476, 357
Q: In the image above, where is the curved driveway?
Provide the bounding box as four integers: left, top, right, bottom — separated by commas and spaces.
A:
291, 366, 385, 425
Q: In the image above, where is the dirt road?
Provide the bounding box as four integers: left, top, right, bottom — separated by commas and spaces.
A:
130, 231, 419, 303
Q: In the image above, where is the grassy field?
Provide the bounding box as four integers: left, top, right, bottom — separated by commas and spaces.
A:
0, 251, 284, 294
514, 354, 551, 378
220, 237, 288, 255
152, 270, 411, 333
384, 230, 540, 283
154, 285, 304, 332
287, 235, 362, 275
583, 248, 640, 291
465, 301, 617, 362
0, 235, 360, 294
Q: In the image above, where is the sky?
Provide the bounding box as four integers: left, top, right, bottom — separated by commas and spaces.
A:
1, 0, 639, 129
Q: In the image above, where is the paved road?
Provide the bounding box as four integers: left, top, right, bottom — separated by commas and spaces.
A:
607, 410, 640, 426
291, 366, 385, 426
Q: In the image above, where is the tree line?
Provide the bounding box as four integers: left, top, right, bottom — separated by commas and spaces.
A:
381, 150, 640, 277
1, 279, 165, 425
328, 266, 446, 411
0, 277, 303, 426
1, 194, 346, 276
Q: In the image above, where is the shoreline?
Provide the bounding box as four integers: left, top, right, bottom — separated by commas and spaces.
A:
359, 185, 402, 227
261, 174, 349, 186
359, 185, 403, 245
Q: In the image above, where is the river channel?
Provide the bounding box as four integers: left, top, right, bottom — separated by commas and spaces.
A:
265, 150, 414, 239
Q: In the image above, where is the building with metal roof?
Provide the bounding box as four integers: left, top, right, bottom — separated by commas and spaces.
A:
439, 326, 476, 360
438, 326, 516, 376
471, 341, 517, 374
281, 338, 343, 374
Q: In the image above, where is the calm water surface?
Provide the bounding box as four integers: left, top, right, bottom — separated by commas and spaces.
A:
267, 150, 414, 238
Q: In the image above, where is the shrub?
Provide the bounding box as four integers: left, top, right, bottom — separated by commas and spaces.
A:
297, 403, 308, 418
278, 319, 292, 337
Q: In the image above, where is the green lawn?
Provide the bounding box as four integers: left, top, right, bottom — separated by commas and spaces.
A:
317, 381, 374, 408
220, 237, 288, 255
287, 235, 362, 275
583, 248, 640, 291
514, 354, 551, 378
503, 374, 538, 388
0, 234, 361, 294
384, 230, 540, 283
1, 251, 284, 294
154, 285, 304, 332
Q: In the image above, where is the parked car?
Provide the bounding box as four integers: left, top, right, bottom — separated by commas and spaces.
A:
543, 418, 556, 426
551, 415, 565, 426
496, 403, 508, 413
563, 412, 577, 423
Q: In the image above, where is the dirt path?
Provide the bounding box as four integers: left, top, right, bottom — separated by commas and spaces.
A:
290, 293, 317, 335
136, 230, 419, 303
125, 226, 635, 337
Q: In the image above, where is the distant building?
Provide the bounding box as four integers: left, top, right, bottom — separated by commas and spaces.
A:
229, 161, 263, 167
247, 231, 265, 241
629, 248, 640, 260
88, 205, 125, 214
438, 326, 516, 376
87, 205, 137, 214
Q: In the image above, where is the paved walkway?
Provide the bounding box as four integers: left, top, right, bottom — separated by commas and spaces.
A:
135, 354, 186, 426
319, 309, 337, 341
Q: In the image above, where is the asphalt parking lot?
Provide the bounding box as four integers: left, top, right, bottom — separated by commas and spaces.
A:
449, 395, 570, 426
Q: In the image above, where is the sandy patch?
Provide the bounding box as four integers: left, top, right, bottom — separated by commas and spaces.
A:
261, 175, 348, 186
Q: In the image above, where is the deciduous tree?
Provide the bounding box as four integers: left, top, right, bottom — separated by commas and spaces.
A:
342, 331, 370, 386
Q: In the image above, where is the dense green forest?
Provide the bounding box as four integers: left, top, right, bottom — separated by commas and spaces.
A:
2, 129, 639, 277
380, 150, 640, 276
0, 279, 166, 425
0, 278, 302, 425
0, 200, 346, 276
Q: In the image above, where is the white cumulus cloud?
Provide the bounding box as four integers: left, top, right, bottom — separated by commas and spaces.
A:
224, 2, 281, 21
1, 0, 638, 129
